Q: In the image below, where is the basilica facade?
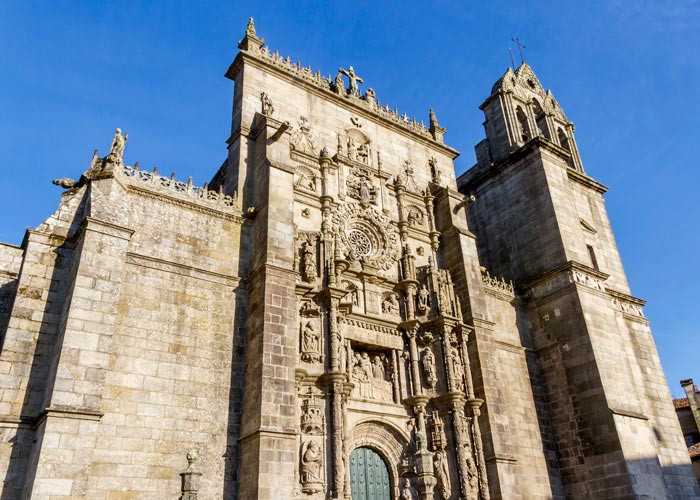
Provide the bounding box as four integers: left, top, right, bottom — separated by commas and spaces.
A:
0, 18, 697, 500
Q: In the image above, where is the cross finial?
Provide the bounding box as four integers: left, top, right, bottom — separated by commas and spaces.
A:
511, 37, 526, 64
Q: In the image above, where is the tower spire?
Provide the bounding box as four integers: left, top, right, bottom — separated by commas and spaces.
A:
238, 17, 264, 52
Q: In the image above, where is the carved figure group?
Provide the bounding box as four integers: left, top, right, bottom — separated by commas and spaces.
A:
352, 351, 392, 400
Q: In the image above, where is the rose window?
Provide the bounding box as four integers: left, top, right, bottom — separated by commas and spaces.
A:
347, 229, 372, 256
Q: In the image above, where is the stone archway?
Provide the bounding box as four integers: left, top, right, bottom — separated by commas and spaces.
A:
350, 420, 411, 499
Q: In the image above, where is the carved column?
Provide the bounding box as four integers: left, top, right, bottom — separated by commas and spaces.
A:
423, 190, 440, 261
449, 403, 473, 499
392, 349, 402, 403
469, 399, 489, 500
394, 178, 408, 243
331, 378, 345, 499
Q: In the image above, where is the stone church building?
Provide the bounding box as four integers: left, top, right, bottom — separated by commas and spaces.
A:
0, 18, 697, 500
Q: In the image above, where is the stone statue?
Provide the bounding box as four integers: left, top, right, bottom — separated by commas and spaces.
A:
334, 71, 345, 95
109, 128, 128, 161
451, 346, 465, 392
417, 286, 430, 313
400, 478, 418, 500
434, 450, 451, 499
339, 66, 363, 96
338, 342, 347, 374
301, 241, 316, 282
260, 91, 274, 116
300, 441, 323, 493
466, 456, 479, 495
421, 347, 437, 388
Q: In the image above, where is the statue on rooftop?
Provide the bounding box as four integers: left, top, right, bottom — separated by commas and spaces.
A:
339, 66, 363, 96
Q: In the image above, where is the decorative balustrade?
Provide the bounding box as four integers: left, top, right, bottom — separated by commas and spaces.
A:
119, 164, 238, 211
248, 45, 433, 140
480, 268, 515, 297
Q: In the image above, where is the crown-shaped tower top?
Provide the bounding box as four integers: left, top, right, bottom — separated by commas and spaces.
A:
477, 63, 583, 171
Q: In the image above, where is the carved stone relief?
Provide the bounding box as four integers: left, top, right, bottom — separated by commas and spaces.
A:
301, 390, 324, 435
351, 349, 393, 401
433, 449, 451, 500
405, 205, 425, 228
294, 165, 318, 193
346, 167, 378, 206
290, 116, 316, 156
381, 292, 400, 317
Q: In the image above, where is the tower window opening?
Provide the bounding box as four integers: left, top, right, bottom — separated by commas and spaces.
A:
587, 245, 599, 271
533, 100, 549, 139
516, 107, 530, 143
558, 128, 576, 169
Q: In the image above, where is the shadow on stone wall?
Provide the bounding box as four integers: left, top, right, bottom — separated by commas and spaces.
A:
0, 192, 87, 499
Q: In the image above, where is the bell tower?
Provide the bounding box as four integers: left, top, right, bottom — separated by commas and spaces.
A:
458, 64, 698, 498
476, 62, 583, 171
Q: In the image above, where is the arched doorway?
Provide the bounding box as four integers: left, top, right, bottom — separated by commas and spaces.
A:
350, 447, 391, 499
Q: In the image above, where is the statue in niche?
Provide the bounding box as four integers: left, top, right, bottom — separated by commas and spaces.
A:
400, 478, 418, 500
421, 348, 437, 388
382, 293, 400, 316
260, 91, 274, 116
357, 142, 369, 164
434, 450, 451, 500
301, 322, 321, 363
301, 241, 316, 282
109, 128, 128, 162
339, 66, 363, 96
417, 286, 430, 313
300, 440, 323, 493
450, 346, 465, 392
429, 156, 442, 184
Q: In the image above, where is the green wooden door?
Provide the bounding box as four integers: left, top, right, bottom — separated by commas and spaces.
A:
350, 447, 391, 500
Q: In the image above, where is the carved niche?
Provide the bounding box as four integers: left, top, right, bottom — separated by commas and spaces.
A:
344, 128, 371, 165
332, 204, 400, 273
421, 347, 437, 389
405, 204, 425, 228
295, 233, 319, 283
300, 320, 323, 363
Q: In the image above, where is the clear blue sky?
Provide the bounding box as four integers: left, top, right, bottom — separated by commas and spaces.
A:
1, 1, 697, 396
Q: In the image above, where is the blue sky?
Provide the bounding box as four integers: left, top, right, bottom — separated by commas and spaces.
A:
1, 1, 698, 396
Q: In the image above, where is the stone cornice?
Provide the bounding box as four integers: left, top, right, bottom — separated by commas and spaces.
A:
126, 252, 242, 287
567, 168, 608, 194
227, 51, 460, 159
522, 260, 610, 302
84, 217, 135, 240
